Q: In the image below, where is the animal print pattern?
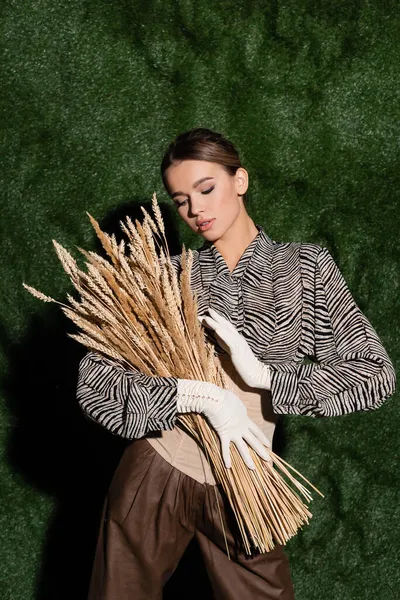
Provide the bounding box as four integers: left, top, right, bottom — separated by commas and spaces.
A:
76, 225, 396, 438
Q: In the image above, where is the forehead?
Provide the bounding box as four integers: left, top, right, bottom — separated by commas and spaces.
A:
165, 160, 224, 188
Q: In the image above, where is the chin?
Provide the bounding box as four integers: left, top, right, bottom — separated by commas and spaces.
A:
204, 232, 222, 244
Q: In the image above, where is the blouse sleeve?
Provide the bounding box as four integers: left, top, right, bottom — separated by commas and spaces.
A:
269, 246, 397, 417
76, 352, 179, 438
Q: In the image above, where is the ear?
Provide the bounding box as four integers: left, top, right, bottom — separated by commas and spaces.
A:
234, 167, 249, 197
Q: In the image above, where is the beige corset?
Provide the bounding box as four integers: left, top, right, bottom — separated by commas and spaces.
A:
145, 353, 279, 485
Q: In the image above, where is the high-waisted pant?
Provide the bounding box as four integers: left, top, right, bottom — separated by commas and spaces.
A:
88, 438, 295, 600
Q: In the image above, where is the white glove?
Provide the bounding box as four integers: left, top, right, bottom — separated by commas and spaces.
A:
176, 378, 271, 469
199, 308, 271, 390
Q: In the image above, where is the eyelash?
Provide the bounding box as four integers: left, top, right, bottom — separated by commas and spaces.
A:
175, 186, 214, 208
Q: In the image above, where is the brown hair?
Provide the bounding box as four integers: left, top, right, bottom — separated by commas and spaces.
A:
160, 127, 248, 206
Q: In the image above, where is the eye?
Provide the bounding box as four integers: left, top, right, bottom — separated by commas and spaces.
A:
175, 199, 187, 208
202, 186, 214, 195
175, 186, 214, 209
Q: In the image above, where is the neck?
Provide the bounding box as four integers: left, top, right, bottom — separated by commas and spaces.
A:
213, 213, 259, 273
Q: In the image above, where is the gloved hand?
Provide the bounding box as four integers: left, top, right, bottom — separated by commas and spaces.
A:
199, 308, 271, 390
176, 378, 272, 469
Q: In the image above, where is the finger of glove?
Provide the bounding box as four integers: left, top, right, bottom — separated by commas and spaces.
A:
233, 438, 256, 470
207, 308, 237, 330
247, 420, 272, 449
210, 315, 243, 342
242, 430, 271, 463
220, 438, 231, 469
204, 322, 234, 352
213, 331, 231, 355
202, 317, 234, 344
201, 315, 219, 330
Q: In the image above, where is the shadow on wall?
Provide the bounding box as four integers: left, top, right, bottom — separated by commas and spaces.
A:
2, 199, 289, 599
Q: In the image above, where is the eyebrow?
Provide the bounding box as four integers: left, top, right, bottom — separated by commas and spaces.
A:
170, 177, 215, 199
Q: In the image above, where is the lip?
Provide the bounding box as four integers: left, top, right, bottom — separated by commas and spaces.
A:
196, 218, 215, 227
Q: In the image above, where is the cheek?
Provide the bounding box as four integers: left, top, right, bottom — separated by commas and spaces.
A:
219, 188, 240, 217
216, 186, 234, 211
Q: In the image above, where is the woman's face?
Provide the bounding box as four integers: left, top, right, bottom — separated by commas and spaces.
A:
165, 160, 248, 241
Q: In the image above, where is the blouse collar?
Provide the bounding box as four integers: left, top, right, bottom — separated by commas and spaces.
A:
198, 224, 273, 282
195, 223, 276, 338
211, 223, 264, 278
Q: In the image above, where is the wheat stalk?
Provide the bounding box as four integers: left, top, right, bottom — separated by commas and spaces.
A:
23, 192, 324, 558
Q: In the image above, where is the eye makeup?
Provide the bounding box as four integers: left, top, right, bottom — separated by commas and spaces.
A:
174, 186, 215, 208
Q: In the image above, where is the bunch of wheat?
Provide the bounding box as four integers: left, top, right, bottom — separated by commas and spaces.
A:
23, 192, 324, 558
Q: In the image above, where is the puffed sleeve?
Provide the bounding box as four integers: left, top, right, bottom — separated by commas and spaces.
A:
269, 246, 397, 417
76, 252, 183, 438
76, 352, 179, 438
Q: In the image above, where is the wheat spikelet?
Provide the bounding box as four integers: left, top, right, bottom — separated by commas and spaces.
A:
110, 233, 118, 252
182, 249, 197, 337
116, 285, 143, 321
179, 248, 198, 341
77, 247, 127, 290
128, 279, 148, 311
206, 347, 218, 383
104, 276, 137, 328
116, 247, 135, 283
167, 258, 182, 309
102, 323, 148, 367
85, 263, 113, 295
159, 247, 180, 304
86, 213, 119, 267
68, 333, 122, 360
98, 268, 125, 304
119, 220, 132, 243
147, 322, 173, 366
158, 248, 167, 270
143, 220, 160, 279
74, 284, 121, 326
131, 269, 145, 291
144, 317, 168, 357
160, 266, 182, 331
134, 220, 154, 268
109, 234, 120, 262
61, 307, 110, 345
66, 293, 87, 313
81, 267, 116, 309
126, 242, 142, 264
23, 283, 59, 305
76, 275, 114, 313
149, 317, 175, 355
125, 215, 144, 250
135, 255, 155, 279
140, 205, 160, 237
151, 192, 165, 235
192, 296, 209, 373
52, 240, 81, 283
139, 274, 174, 328
76, 248, 121, 282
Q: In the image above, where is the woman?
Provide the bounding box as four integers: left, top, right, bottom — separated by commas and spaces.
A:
77, 128, 396, 599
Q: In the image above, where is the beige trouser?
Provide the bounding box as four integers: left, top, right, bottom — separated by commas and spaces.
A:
88, 438, 295, 600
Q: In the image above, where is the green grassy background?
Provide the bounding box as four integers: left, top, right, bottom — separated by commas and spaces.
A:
1, 1, 399, 598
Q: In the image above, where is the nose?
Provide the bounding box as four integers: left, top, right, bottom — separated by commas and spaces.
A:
188, 200, 205, 217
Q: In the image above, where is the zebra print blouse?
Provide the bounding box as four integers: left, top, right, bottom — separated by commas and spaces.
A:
76, 224, 396, 439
